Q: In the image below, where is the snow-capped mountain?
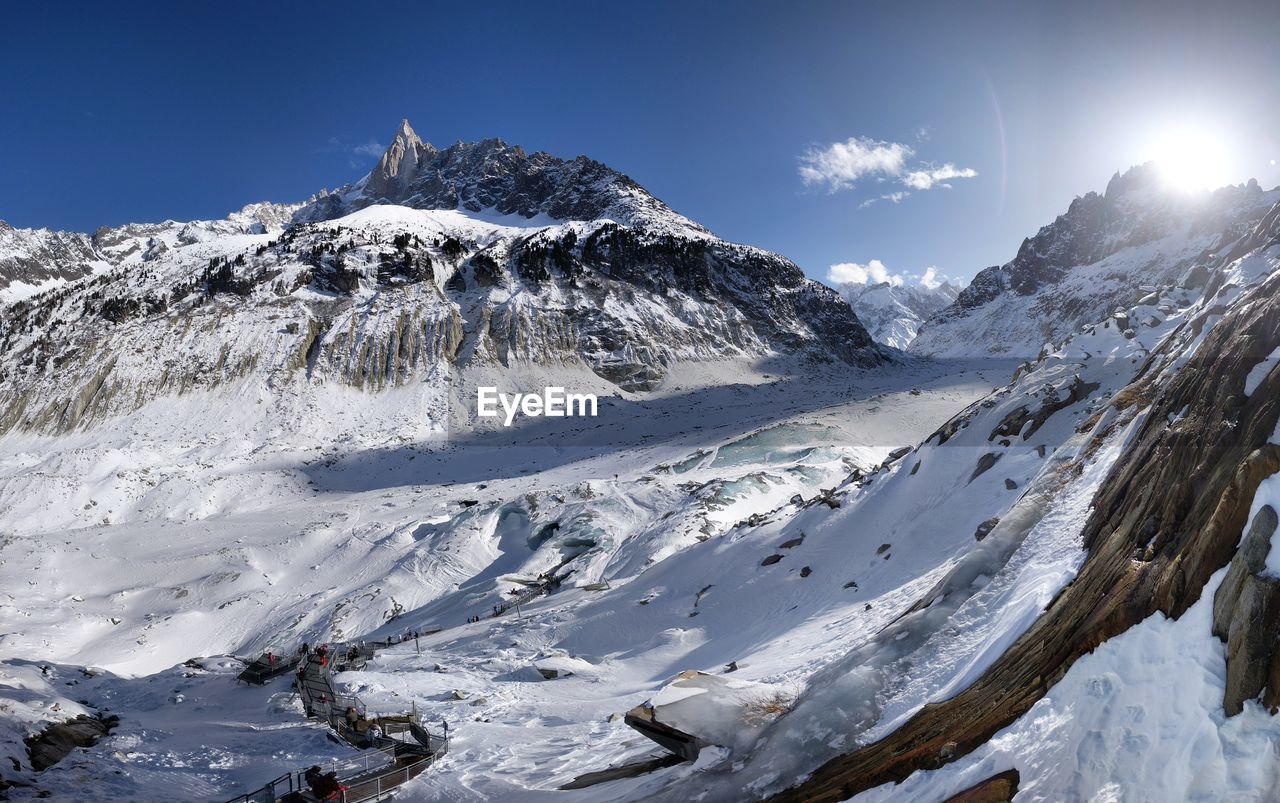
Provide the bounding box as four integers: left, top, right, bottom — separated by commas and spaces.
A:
0, 223, 100, 300
299, 119, 706, 238
911, 163, 1280, 357
836, 279, 963, 349
0, 120, 881, 439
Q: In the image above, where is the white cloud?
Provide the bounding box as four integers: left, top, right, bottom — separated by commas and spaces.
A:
799, 138, 913, 192
352, 141, 386, 158
799, 135, 977, 203
902, 163, 978, 190
859, 190, 911, 208
317, 136, 388, 168
827, 259, 903, 287
828, 261, 968, 291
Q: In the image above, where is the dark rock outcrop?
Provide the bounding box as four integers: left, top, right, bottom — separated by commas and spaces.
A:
949, 166, 1269, 308
942, 769, 1020, 803
301, 119, 706, 234
24, 714, 118, 772
1211, 504, 1280, 715
988, 377, 1099, 442
973, 517, 999, 542
912, 165, 1279, 357
968, 453, 1001, 483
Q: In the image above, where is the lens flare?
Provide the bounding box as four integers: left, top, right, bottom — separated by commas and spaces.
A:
1148, 127, 1231, 192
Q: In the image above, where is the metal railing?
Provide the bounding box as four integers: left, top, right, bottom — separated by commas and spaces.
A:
491, 569, 576, 617
223, 745, 397, 803
338, 751, 444, 803
226, 637, 451, 803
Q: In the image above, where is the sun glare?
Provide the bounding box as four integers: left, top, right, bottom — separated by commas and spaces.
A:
1148, 126, 1231, 192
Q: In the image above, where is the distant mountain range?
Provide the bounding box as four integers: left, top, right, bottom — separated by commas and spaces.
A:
4, 122, 1279, 444
834, 278, 963, 350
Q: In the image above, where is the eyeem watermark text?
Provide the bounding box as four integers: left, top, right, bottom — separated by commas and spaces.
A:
477, 387, 598, 426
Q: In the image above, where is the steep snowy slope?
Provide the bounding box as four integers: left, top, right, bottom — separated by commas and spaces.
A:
836, 280, 962, 349
735, 192, 1280, 801
912, 164, 1279, 358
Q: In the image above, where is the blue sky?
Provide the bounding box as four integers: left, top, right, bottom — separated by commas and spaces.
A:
3, 0, 1280, 286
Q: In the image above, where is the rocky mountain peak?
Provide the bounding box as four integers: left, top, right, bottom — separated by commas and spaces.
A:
912, 165, 1280, 357
295, 119, 708, 236
366, 118, 437, 200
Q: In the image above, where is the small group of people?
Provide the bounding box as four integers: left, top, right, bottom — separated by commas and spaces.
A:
301, 642, 332, 658
465, 614, 483, 623
341, 705, 387, 746
303, 765, 348, 801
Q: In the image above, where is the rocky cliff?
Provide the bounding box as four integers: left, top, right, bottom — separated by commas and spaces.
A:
912, 164, 1279, 357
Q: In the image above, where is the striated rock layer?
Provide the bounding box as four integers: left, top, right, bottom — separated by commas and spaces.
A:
773, 260, 1280, 800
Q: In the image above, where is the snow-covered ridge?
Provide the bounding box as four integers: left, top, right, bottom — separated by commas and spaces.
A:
912, 163, 1280, 357
0, 201, 303, 301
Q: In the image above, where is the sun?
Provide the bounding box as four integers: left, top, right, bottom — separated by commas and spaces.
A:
1147, 126, 1231, 192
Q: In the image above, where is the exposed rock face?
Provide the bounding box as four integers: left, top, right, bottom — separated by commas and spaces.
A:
1212, 504, 1280, 715
771, 266, 1280, 801
942, 769, 1020, 803
967, 452, 1001, 483
0, 222, 99, 293
24, 714, 118, 772
912, 164, 1280, 357
987, 376, 1100, 443
365, 119, 437, 200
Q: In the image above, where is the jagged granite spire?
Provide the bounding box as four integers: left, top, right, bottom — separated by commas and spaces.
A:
365, 119, 437, 200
